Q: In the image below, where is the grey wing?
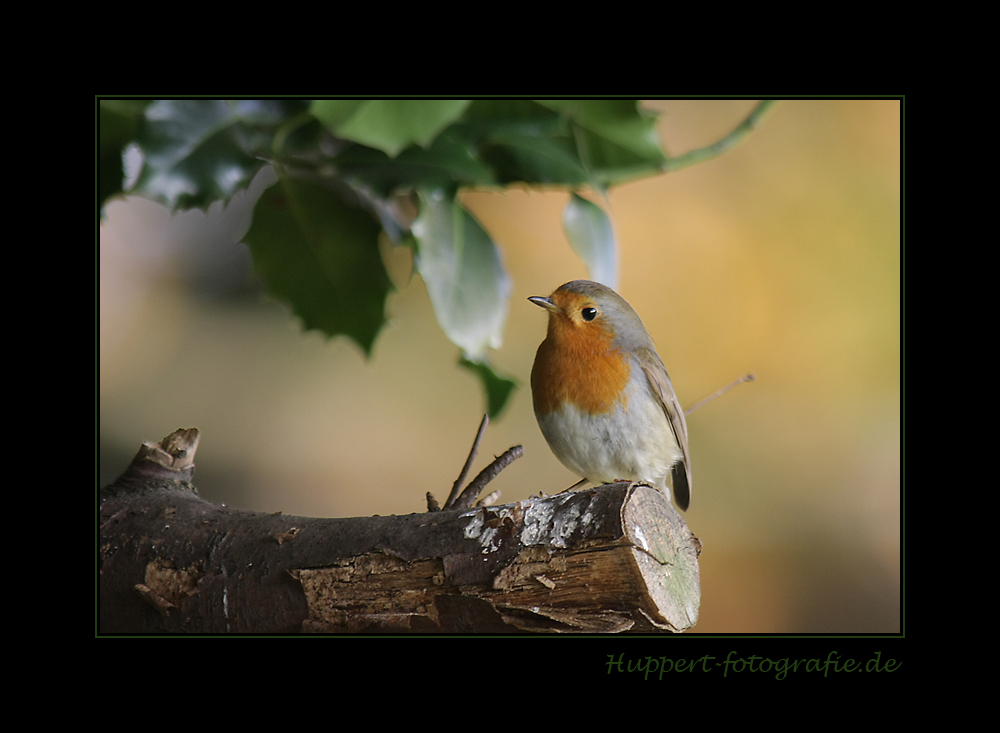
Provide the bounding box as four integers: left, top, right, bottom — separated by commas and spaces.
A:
640, 353, 692, 511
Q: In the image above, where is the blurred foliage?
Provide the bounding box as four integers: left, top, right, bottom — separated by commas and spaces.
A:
98, 98, 772, 417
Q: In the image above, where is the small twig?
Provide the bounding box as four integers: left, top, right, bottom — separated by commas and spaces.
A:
443, 414, 489, 509
559, 478, 589, 494
429, 415, 523, 512
685, 373, 755, 416
662, 101, 777, 173
452, 446, 524, 511
476, 490, 501, 508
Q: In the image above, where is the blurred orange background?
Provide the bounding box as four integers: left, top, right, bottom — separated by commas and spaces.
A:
98, 99, 900, 633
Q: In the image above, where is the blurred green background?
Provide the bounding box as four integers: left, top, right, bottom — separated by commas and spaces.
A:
98, 99, 900, 633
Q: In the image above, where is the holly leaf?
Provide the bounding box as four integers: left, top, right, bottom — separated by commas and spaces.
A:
459, 357, 518, 419
331, 129, 495, 198
312, 99, 472, 157
412, 189, 510, 361
563, 193, 618, 289
99, 99, 151, 214
537, 99, 666, 184
478, 132, 592, 186
132, 100, 303, 210
244, 170, 392, 355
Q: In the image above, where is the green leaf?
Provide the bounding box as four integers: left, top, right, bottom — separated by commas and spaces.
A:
244, 170, 392, 355
393, 132, 496, 190
99, 99, 151, 213
412, 189, 510, 360
332, 129, 495, 198
562, 193, 618, 288
539, 100, 665, 161
479, 132, 592, 186
537, 100, 666, 185
573, 126, 667, 185
312, 100, 472, 157
132, 100, 268, 210
307, 100, 367, 127
459, 100, 564, 135
459, 356, 518, 419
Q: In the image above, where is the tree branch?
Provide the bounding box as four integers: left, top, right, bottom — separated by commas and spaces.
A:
99, 430, 700, 634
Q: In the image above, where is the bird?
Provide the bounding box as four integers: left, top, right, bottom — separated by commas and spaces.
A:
529, 280, 691, 511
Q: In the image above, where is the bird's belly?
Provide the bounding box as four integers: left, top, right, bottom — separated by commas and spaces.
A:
536, 383, 681, 488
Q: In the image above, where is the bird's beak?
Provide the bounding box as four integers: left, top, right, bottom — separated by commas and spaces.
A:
528, 296, 560, 314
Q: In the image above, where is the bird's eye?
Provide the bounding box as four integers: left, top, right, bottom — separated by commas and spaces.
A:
581, 307, 598, 322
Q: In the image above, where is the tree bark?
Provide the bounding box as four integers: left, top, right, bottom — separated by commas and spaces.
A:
99, 429, 701, 633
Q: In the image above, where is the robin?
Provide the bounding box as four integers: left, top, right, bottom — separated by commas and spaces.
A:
529, 280, 691, 511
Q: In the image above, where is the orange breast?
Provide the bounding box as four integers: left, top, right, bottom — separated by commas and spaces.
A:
531, 314, 631, 416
